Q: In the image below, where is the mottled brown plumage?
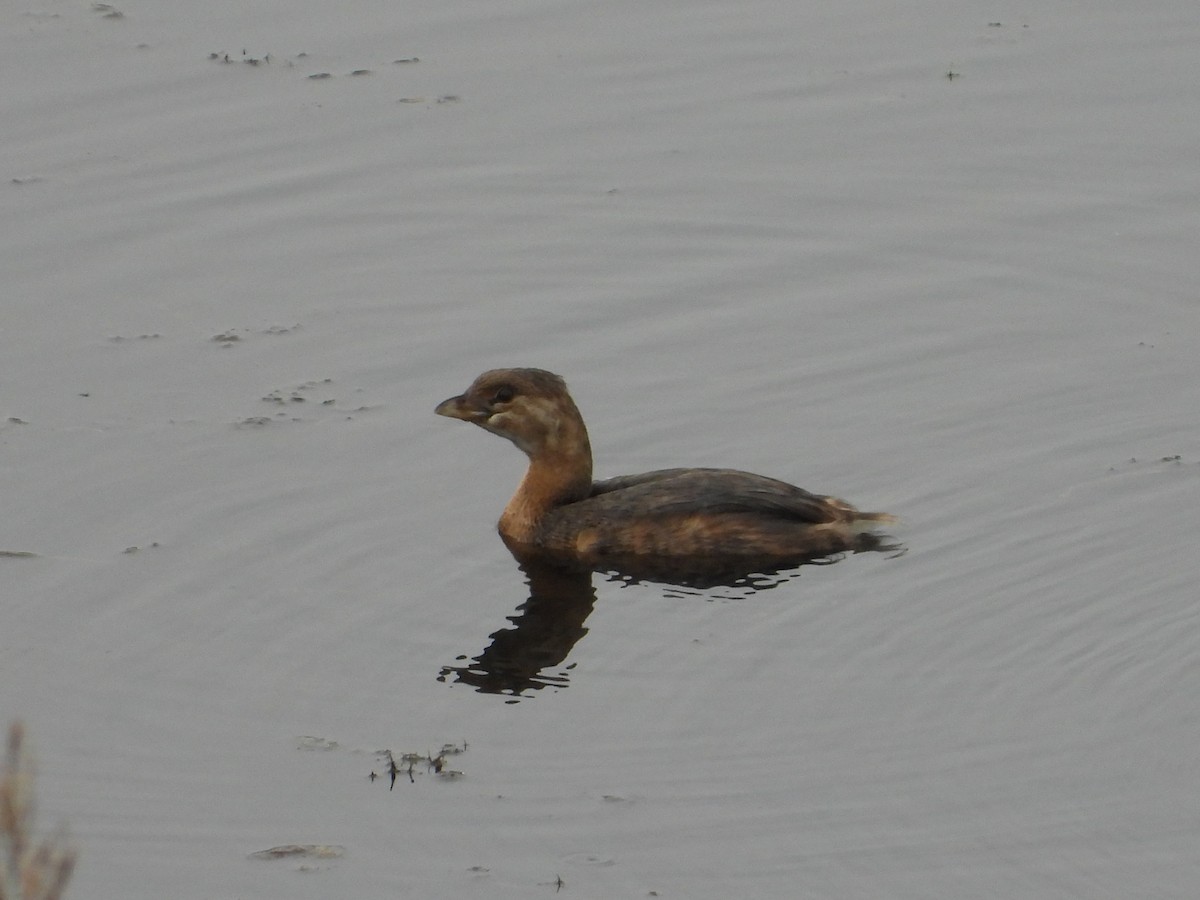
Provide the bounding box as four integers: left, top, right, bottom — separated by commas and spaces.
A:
435, 368, 895, 564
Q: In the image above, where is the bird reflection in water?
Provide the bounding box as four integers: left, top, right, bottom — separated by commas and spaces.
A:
438, 546, 596, 702
438, 535, 897, 702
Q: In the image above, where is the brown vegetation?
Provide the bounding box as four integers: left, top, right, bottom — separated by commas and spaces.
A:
0, 723, 75, 900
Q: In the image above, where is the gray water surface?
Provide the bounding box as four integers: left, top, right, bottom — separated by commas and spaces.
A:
3, 1, 1197, 897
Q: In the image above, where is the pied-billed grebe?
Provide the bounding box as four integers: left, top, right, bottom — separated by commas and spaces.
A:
435, 368, 895, 562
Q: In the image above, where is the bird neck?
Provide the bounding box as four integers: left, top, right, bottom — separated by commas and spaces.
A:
499, 424, 593, 543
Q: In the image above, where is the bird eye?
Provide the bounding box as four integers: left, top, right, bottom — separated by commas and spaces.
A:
491, 385, 515, 404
